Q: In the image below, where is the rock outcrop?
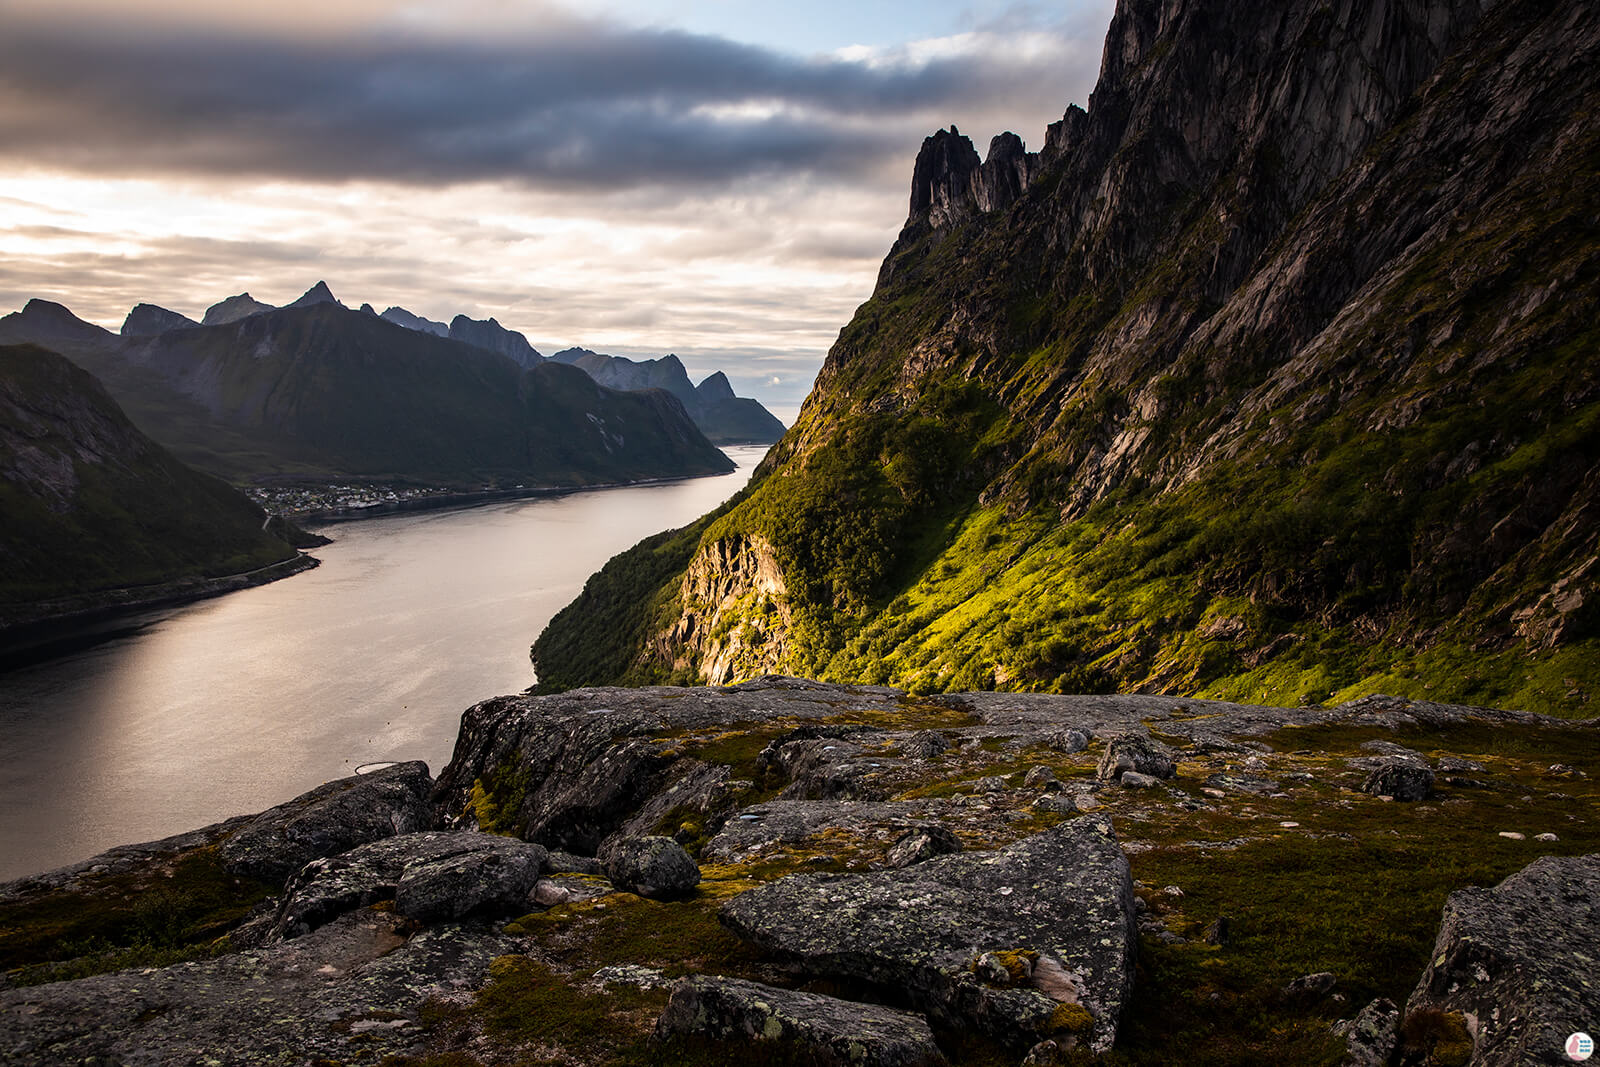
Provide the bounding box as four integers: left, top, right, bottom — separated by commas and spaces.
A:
720, 819, 1137, 1052
2, 678, 1596, 1065
272, 830, 548, 938
1405, 853, 1600, 1066
220, 760, 435, 885
656, 975, 948, 1066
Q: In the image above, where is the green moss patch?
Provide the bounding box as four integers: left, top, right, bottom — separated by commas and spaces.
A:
0, 846, 271, 985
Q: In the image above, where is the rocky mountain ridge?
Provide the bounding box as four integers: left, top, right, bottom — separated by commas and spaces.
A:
1, 678, 1595, 1065
533, 0, 1600, 715
0, 297, 733, 489
552, 347, 786, 444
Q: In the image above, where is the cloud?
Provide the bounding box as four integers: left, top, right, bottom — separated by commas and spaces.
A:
0, 12, 1101, 191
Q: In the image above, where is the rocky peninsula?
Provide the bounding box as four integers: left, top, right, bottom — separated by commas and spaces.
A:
2, 677, 1595, 1065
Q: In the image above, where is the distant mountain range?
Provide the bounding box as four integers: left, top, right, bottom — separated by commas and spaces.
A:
550, 348, 784, 445
0, 283, 734, 489
108, 284, 782, 444
0, 342, 310, 624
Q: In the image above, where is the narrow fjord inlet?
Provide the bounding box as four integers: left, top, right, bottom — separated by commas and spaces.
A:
0, 449, 765, 882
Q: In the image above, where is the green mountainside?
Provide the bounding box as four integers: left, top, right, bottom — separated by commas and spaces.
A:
0, 343, 303, 612
0, 300, 732, 488
534, 0, 1600, 716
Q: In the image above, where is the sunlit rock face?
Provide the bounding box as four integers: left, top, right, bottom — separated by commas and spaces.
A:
542, 0, 1600, 712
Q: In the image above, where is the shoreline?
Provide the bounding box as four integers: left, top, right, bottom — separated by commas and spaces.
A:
286, 450, 765, 527
0, 554, 320, 669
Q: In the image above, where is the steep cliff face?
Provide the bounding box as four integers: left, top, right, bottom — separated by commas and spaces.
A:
534, 0, 1600, 715
0, 343, 302, 613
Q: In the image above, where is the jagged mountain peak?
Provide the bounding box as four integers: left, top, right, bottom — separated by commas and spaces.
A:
288, 281, 341, 309
121, 303, 199, 338
202, 292, 275, 327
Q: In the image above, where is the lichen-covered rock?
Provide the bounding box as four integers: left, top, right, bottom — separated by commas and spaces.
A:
1023, 765, 1063, 791
901, 730, 950, 760
220, 761, 434, 885
395, 842, 546, 923
655, 975, 947, 1066
1405, 853, 1600, 1067
0, 909, 521, 1066
1204, 772, 1280, 795
1119, 771, 1160, 790
1096, 735, 1178, 783
600, 835, 701, 900
1332, 997, 1400, 1067
1362, 760, 1434, 801
885, 826, 963, 869
272, 831, 547, 939
719, 819, 1136, 1052
703, 799, 959, 865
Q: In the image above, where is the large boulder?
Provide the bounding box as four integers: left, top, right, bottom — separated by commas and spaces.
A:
1362, 760, 1434, 801
655, 975, 947, 1066
719, 819, 1136, 1053
600, 835, 701, 900
1096, 735, 1178, 783
1405, 853, 1600, 1066
220, 761, 434, 885
272, 831, 547, 939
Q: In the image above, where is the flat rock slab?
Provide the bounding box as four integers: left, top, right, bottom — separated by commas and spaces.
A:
656, 975, 947, 1066
220, 761, 434, 886
1407, 852, 1600, 1066
0, 909, 521, 1066
719, 819, 1135, 1052
703, 799, 958, 863
274, 830, 547, 939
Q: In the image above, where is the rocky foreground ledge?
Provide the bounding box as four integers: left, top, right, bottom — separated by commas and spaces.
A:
1, 679, 1596, 1066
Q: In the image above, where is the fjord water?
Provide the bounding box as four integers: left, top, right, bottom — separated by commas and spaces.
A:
0, 446, 767, 882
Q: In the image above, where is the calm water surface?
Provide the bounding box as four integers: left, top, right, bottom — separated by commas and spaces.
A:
0, 447, 766, 881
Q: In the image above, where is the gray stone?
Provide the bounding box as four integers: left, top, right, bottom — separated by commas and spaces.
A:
1406, 853, 1600, 1067
1331, 997, 1399, 1067
1032, 794, 1079, 815
1024, 765, 1063, 791
1119, 771, 1161, 790
719, 819, 1136, 1052
601, 835, 701, 900
885, 826, 963, 868
901, 730, 950, 760
1204, 772, 1280, 795
272, 831, 547, 939
532, 879, 572, 907
1043, 728, 1092, 754
1282, 971, 1337, 1002
702, 799, 957, 863
655, 975, 946, 1066
969, 775, 1009, 793
219, 761, 434, 885
1096, 735, 1178, 783
395, 842, 546, 923
1362, 760, 1434, 801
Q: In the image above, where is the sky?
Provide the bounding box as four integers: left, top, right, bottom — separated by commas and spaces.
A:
0, 0, 1113, 422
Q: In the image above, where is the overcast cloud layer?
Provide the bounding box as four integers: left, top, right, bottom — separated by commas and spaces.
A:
0, 2, 1112, 418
